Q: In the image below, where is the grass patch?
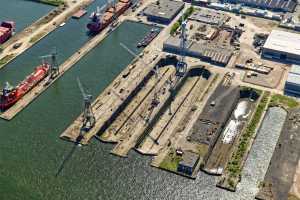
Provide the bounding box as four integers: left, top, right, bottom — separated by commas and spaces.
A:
0, 54, 15, 67
170, 6, 195, 35
159, 149, 182, 172
269, 94, 299, 109
226, 91, 269, 179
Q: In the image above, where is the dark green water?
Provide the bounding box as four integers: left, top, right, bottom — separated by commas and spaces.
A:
0, 0, 53, 33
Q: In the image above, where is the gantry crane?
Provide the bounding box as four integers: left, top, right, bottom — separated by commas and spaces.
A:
175, 15, 188, 78
77, 78, 95, 132
40, 48, 59, 80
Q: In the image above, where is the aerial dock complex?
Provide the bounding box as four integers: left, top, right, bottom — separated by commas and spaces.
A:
1, 0, 300, 199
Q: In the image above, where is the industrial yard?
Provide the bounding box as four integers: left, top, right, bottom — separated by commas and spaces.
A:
1, 0, 300, 199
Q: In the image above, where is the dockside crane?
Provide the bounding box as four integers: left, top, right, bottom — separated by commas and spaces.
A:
175, 15, 188, 78
77, 78, 95, 132
40, 48, 59, 80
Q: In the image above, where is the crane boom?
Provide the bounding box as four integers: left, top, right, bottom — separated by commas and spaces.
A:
77, 77, 87, 98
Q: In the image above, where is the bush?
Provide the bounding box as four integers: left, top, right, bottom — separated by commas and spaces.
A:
226, 91, 269, 179
170, 6, 195, 35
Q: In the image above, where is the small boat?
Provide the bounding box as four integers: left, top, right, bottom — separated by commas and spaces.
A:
59, 22, 66, 27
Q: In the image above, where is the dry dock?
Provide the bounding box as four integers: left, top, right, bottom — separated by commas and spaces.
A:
136, 67, 216, 156
60, 47, 164, 144
110, 65, 176, 157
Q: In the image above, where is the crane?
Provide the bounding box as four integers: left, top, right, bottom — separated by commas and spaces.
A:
175, 15, 188, 78
77, 78, 95, 132
40, 48, 59, 80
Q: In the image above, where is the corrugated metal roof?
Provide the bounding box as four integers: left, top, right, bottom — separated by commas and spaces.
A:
263, 30, 300, 56
286, 73, 300, 86
290, 65, 300, 75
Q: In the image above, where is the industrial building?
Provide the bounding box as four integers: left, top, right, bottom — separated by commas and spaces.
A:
188, 9, 230, 26
177, 151, 199, 175
143, 0, 185, 24
284, 65, 300, 97
224, 0, 297, 12
262, 30, 300, 64
163, 35, 234, 66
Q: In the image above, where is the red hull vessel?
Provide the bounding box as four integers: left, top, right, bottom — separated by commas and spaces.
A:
0, 64, 50, 110
87, 0, 131, 34
0, 21, 15, 44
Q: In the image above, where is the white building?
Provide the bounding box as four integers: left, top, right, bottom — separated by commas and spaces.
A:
284, 65, 300, 97
262, 30, 300, 64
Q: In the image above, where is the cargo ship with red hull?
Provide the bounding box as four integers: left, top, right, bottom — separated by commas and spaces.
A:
0, 21, 15, 44
87, 0, 131, 34
0, 64, 49, 111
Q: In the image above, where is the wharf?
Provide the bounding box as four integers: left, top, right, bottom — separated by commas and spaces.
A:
0, 16, 121, 120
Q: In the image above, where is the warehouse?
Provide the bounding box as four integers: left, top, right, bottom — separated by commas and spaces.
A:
188, 9, 230, 26
284, 65, 300, 97
143, 0, 185, 24
225, 0, 297, 12
163, 36, 234, 66
262, 30, 300, 64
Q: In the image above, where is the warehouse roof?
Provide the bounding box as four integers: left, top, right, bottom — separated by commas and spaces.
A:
286, 73, 300, 86
143, 0, 184, 19
228, 0, 297, 12
290, 65, 300, 75
263, 30, 300, 56
178, 151, 199, 168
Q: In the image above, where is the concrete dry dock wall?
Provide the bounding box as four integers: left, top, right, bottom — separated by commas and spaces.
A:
98, 66, 156, 137
134, 66, 194, 149
135, 67, 216, 151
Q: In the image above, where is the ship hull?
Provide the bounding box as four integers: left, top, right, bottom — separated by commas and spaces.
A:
0, 21, 15, 44
87, 1, 131, 34
0, 65, 49, 111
